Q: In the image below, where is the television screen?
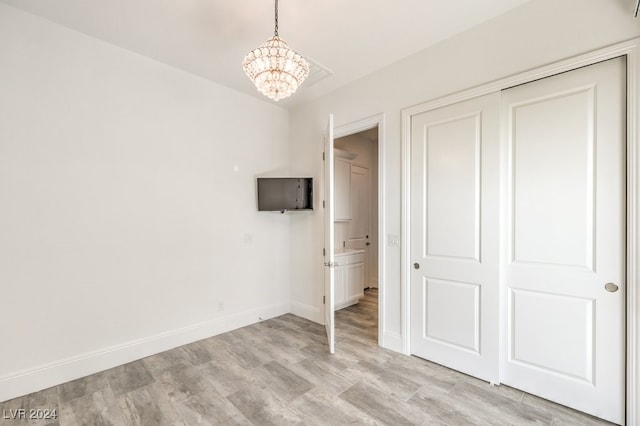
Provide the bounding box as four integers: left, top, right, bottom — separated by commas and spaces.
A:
257, 177, 313, 212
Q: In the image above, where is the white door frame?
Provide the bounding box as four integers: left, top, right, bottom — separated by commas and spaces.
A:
401, 37, 640, 424
334, 113, 386, 347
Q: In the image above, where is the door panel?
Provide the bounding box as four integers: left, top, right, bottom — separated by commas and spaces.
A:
510, 289, 595, 382
511, 87, 595, 268
410, 92, 500, 383
424, 115, 480, 261
324, 114, 335, 354
346, 262, 364, 300
423, 278, 480, 353
501, 57, 626, 424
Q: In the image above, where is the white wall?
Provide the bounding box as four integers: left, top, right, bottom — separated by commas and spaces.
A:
289, 0, 640, 351
0, 3, 290, 401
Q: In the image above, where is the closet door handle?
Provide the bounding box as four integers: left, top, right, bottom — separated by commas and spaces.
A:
413, 263, 420, 270
604, 283, 619, 292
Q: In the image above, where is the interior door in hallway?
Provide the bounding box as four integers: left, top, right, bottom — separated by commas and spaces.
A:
410, 92, 501, 383
500, 57, 626, 424
347, 164, 371, 288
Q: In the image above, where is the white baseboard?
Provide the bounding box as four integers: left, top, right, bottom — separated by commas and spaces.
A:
0, 302, 289, 403
335, 296, 361, 311
290, 300, 322, 324
381, 330, 403, 354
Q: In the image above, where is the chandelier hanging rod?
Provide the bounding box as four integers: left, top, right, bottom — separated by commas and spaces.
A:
274, 0, 279, 37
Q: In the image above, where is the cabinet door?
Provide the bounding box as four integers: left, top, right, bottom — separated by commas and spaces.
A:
334, 158, 352, 221
346, 262, 364, 301
333, 264, 347, 307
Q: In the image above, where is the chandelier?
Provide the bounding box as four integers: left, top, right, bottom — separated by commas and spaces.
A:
242, 0, 309, 101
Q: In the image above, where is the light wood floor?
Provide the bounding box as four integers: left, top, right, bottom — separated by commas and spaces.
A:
1, 289, 612, 425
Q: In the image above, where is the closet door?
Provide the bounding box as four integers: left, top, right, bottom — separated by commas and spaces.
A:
410, 92, 500, 383
500, 57, 626, 424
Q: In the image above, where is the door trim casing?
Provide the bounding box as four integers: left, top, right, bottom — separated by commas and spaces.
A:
401, 37, 640, 424
334, 114, 388, 349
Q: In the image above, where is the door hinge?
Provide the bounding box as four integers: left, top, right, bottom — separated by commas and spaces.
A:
323, 200, 326, 208
323, 296, 326, 304
323, 152, 325, 160
323, 248, 326, 256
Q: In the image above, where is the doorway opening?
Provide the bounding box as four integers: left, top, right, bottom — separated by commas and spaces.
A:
332, 126, 380, 348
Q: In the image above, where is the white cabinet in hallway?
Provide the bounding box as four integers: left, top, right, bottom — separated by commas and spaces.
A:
334, 250, 365, 310
334, 149, 357, 221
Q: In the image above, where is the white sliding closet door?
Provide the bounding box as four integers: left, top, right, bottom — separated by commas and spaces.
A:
500, 57, 626, 424
410, 92, 501, 383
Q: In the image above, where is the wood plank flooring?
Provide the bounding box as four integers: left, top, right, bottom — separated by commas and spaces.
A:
1, 289, 613, 425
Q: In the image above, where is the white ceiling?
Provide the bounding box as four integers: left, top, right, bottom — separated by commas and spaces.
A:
1, 0, 533, 108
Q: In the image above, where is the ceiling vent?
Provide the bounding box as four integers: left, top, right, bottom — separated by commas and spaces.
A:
302, 57, 334, 88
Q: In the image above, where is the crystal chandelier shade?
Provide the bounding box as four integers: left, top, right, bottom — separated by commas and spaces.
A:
242, 0, 309, 101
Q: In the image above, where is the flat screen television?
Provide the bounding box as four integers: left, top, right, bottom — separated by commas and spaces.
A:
257, 177, 313, 212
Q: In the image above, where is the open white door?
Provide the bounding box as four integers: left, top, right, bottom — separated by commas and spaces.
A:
323, 114, 335, 354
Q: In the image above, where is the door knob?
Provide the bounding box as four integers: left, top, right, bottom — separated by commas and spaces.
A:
413, 263, 420, 270
604, 283, 619, 292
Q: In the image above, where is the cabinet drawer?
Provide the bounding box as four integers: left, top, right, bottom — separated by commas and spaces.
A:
335, 252, 364, 265
345, 253, 364, 264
